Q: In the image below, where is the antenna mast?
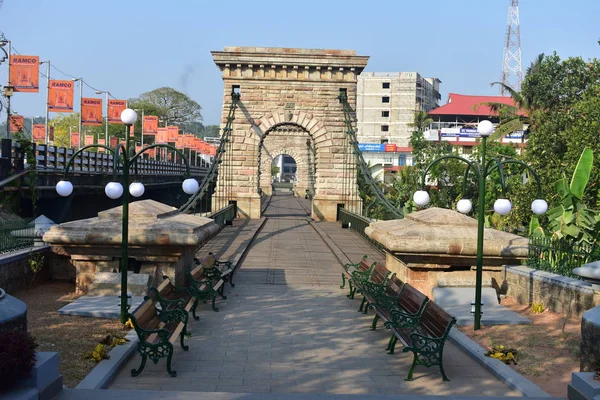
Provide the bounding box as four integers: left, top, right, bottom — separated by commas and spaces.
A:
500, 0, 523, 94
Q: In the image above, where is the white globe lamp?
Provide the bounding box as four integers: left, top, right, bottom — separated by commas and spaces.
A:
129, 182, 145, 198
105, 182, 124, 199
531, 199, 548, 215
494, 198, 512, 215
456, 199, 473, 214
120, 108, 138, 125
56, 180, 74, 197
182, 178, 199, 195
477, 120, 494, 137
413, 190, 430, 207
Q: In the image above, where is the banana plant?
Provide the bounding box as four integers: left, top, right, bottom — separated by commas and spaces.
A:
546, 148, 600, 245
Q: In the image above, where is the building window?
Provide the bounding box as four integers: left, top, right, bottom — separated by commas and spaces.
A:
380, 138, 389, 144
398, 155, 406, 166
381, 125, 389, 132
382, 82, 390, 89
462, 146, 472, 155
381, 110, 389, 117
382, 96, 390, 103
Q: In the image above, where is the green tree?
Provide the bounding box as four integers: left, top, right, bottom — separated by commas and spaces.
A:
271, 166, 279, 177
128, 87, 202, 128
49, 113, 80, 147
408, 110, 433, 133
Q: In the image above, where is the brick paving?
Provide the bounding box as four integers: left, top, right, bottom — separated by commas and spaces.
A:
109, 194, 522, 396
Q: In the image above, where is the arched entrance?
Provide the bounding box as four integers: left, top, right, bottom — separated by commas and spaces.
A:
258, 123, 315, 198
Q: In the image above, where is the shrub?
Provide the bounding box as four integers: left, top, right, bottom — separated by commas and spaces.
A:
531, 302, 545, 314
0, 330, 38, 391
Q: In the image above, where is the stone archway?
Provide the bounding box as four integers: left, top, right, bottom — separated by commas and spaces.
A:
211, 47, 369, 220
258, 122, 314, 197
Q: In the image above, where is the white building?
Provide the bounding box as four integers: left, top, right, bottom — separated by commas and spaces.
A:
356, 72, 441, 147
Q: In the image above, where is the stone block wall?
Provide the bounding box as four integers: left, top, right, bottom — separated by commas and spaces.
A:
0, 247, 51, 293
504, 265, 600, 317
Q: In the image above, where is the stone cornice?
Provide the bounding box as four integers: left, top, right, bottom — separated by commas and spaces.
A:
212, 47, 369, 82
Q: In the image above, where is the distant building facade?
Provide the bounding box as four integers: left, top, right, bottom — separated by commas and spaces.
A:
356, 72, 441, 147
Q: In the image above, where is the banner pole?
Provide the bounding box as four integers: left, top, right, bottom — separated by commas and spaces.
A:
141, 109, 144, 149
44, 61, 50, 144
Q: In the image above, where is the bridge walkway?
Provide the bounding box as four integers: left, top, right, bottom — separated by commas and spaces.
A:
107, 194, 521, 396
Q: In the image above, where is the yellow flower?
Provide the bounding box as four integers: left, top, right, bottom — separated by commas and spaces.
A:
499, 345, 505, 349
124, 318, 134, 329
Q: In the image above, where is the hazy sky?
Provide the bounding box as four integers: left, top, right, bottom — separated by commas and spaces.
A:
1, 0, 598, 125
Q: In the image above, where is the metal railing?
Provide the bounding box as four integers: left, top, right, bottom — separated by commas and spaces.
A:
527, 236, 600, 278
0, 218, 34, 254
1, 140, 209, 180
338, 208, 383, 253
209, 204, 236, 228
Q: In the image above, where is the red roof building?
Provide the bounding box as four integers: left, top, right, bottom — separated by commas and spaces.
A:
428, 93, 524, 117
424, 93, 527, 150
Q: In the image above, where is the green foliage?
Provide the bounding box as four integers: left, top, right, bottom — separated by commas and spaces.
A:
28, 252, 45, 291
547, 148, 600, 245
531, 302, 544, 314
0, 330, 38, 390
85, 343, 110, 363
408, 110, 433, 133
128, 87, 202, 128
271, 166, 280, 177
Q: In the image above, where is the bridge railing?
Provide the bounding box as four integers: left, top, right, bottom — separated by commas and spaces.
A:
0, 218, 35, 254
1, 140, 210, 180
209, 204, 236, 228
338, 208, 384, 253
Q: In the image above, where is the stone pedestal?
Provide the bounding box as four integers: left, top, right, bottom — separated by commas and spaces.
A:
43, 200, 220, 295
312, 195, 362, 222
365, 207, 528, 297
581, 306, 600, 372
0, 289, 27, 332
213, 193, 260, 219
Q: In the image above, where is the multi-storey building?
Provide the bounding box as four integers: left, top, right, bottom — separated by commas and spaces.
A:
356, 72, 441, 147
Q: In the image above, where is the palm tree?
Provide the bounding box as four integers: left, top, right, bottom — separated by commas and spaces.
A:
477, 53, 545, 141
409, 110, 434, 133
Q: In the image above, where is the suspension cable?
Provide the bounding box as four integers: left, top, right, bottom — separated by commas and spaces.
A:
339, 93, 403, 219
178, 91, 240, 214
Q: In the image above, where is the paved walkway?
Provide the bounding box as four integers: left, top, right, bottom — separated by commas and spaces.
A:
108, 194, 521, 396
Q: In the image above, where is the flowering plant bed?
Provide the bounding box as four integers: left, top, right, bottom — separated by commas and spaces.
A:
485, 345, 518, 365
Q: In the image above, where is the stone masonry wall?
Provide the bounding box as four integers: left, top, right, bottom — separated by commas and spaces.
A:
211, 48, 368, 220
0, 247, 51, 293
504, 265, 600, 317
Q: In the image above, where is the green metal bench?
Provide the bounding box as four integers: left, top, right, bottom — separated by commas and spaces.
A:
352, 263, 391, 314
126, 296, 190, 377
195, 252, 234, 293
341, 256, 377, 299
147, 276, 200, 321
386, 301, 456, 381
187, 263, 226, 312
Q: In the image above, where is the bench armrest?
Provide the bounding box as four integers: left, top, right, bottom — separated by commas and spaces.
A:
146, 285, 187, 310
127, 313, 171, 343
407, 331, 447, 352
384, 309, 423, 329
156, 307, 188, 325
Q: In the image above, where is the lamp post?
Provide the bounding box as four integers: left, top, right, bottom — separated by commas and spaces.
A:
72, 78, 83, 149
95, 90, 110, 144
54, 108, 200, 323
40, 60, 51, 144
3, 85, 14, 139
412, 120, 548, 331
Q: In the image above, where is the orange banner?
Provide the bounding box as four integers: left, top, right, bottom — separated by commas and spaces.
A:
48, 80, 75, 112
110, 137, 118, 147
71, 132, 79, 147
167, 126, 179, 142
157, 127, 168, 144
176, 136, 184, 148
98, 138, 106, 152
10, 55, 39, 92
143, 116, 158, 135
82, 98, 103, 126
108, 100, 127, 124
85, 135, 94, 146
32, 124, 45, 142
9, 115, 24, 133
